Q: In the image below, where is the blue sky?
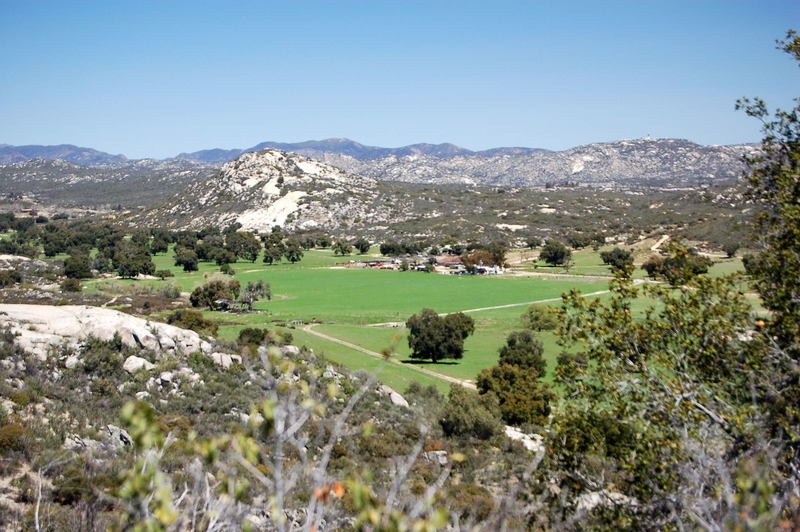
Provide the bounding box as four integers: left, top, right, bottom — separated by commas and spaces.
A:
1, 1, 798, 158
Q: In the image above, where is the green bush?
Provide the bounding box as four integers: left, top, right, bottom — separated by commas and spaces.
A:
0, 270, 22, 287
166, 309, 219, 336
520, 304, 559, 331
63, 253, 93, 279
497, 331, 546, 375
81, 338, 125, 378
9, 389, 33, 406
237, 327, 268, 347
476, 364, 553, 426
60, 278, 82, 292
156, 269, 174, 280
440, 385, 502, 440
0, 423, 30, 453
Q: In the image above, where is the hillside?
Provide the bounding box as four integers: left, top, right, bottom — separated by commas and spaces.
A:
0, 158, 217, 208
133, 148, 749, 246
2, 138, 752, 192
176, 137, 752, 188
140, 149, 387, 232
322, 138, 753, 188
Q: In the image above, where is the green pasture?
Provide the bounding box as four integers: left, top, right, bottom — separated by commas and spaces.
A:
241, 267, 606, 325
516, 247, 650, 279
314, 307, 567, 384
66, 246, 759, 392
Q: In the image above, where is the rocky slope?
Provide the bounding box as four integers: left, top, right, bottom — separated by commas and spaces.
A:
176, 137, 752, 188
1, 138, 753, 199
318, 138, 754, 188
141, 148, 390, 232
0, 157, 217, 208
0, 304, 213, 360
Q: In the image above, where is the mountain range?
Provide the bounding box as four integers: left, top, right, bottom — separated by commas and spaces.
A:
0, 143, 128, 165
175, 138, 550, 163
0, 138, 549, 165
0, 137, 754, 193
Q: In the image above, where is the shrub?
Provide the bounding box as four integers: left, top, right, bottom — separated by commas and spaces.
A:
81, 342, 124, 378
497, 331, 546, 376
9, 389, 33, 406
237, 327, 268, 347
60, 278, 82, 292
440, 384, 502, 439
157, 282, 181, 299
600, 247, 634, 271
156, 269, 174, 280
0, 270, 22, 287
476, 364, 554, 426
520, 305, 559, 332
166, 309, 219, 336
0, 423, 30, 453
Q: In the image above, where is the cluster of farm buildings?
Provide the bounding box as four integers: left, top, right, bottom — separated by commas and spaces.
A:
339, 255, 504, 275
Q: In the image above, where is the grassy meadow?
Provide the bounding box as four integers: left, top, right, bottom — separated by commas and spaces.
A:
63, 244, 754, 393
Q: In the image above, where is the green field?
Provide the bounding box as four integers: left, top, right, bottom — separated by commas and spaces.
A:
76, 245, 754, 393
191, 249, 608, 390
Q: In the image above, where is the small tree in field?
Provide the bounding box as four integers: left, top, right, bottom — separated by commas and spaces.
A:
174, 246, 198, 272
525, 235, 542, 249
539, 240, 571, 266
283, 239, 304, 263
237, 280, 272, 311
521, 304, 559, 331
352, 237, 371, 254
600, 247, 634, 272
332, 240, 352, 256
406, 308, 475, 362
722, 241, 740, 258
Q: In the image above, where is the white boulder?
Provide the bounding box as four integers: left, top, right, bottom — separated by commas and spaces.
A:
0, 304, 212, 360
380, 385, 409, 408
504, 426, 545, 455
123, 355, 155, 374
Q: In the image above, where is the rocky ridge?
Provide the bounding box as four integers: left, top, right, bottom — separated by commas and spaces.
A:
1, 138, 753, 195
316, 138, 754, 188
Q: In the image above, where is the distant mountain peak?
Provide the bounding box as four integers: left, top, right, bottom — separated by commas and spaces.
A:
0, 144, 127, 165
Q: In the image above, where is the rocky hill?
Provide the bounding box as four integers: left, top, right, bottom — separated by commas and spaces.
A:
318, 138, 754, 188
175, 137, 751, 188
2, 138, 752, 195
140, 148, 390, 232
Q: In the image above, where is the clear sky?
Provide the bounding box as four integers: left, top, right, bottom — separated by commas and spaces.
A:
1, 1, 798, 158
